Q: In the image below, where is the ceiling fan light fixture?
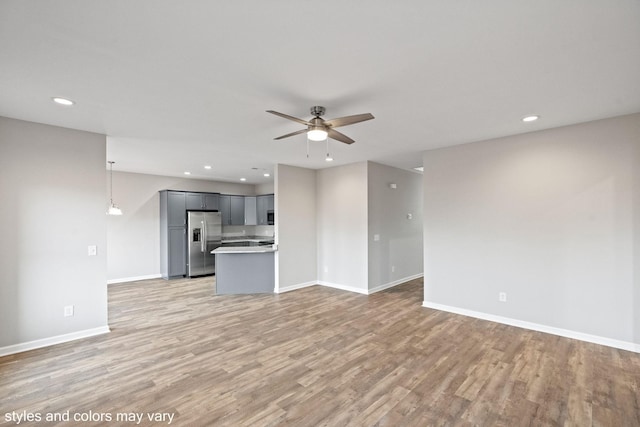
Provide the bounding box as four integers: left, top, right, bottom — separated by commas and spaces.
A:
307, 129, 328, 141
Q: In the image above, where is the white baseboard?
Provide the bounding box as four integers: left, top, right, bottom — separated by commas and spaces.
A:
107, 274, 162, 285
422, 301, 640, 354
369, 273, 424, 294
0, 326, 111, 357
276, 281, 316, 293
317, 281, 369, 295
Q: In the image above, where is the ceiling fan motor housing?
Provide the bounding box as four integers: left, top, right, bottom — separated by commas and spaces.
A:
309, 117, 326, 128
310, 106, 326, 117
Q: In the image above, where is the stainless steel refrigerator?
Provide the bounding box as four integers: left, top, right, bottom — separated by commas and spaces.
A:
187, 211, 222, 277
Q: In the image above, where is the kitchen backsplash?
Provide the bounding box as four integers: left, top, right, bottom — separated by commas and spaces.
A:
222, 225, 274, 238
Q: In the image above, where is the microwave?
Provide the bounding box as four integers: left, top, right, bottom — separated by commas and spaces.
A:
267, 210, 274, 225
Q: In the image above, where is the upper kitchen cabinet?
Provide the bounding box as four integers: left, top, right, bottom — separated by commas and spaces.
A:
244, 196, 257, 225
230, 195, 245, 225
220, 195, 245, 225
164, 191, 186, 227
186, 192, 219, 211
257, 194, 274, 225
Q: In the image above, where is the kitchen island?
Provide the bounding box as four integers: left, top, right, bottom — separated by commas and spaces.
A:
211, 245, 276, 294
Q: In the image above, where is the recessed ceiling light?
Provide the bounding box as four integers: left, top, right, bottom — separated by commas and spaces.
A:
413, 166, 424, 172
240, 178, 247, 182
204, 165, 212, 170
522, 115, 539, 122
52, 97, 74, 106
264, 173, 270, 177
184, 171, 191, 175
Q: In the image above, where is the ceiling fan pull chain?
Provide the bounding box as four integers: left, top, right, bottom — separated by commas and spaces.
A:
306, 136, 310, 158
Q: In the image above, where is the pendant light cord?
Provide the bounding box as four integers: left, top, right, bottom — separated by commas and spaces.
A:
108, 161, 115, 203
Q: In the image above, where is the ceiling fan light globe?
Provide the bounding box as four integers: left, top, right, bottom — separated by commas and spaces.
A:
307, 129, 328, 141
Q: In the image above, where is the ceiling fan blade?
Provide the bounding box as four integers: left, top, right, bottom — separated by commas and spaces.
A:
324, 113, 374, 128
266, 110, 311, 126
327, 128, 355, 144
274, 129, 308, 140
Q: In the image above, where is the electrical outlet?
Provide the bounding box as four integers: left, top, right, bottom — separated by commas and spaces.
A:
64, 305, 74, 317
373, 234, 380, 241
407, 213, 412, 220
391, 265, 396, 273
87, 245, 97, 256
499, 292, 507, 302
323, 266, 328, 273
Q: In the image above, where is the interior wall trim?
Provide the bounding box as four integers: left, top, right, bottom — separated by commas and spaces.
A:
422, 300, 640, 354
107, 274, 162, 285
369, 273, 424, 294
317, 281, 369, 295
0, 326, 111, 357
276, 281, 316, 294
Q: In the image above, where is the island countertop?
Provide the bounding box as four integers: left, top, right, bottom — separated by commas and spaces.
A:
211, 245, 277, 254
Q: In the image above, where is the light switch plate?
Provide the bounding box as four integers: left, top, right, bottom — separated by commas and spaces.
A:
87, 245, 97, 256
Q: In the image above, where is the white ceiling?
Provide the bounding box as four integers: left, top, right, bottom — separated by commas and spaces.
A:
1, 1, 639, 184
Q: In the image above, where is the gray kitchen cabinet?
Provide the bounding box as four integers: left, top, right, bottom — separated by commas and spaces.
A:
219, 195, 230, 224
257, 194, 274, 225
204, 193, 219, 210
230, 196, 245, 225
167, 191, 186, 227
160, 190, 187, 279
220, 195, 245, 225
244, 196, 257, 225
186, 192, 219, 211
167, 227, 186, 277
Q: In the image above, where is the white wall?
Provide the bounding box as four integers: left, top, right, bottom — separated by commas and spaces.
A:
107, 171, 258, 282
367, 162, 423, 292
275, 164, 317, 292
317, 162, 369, 293
423, 113, 640, 348
0, 117, 109, 351
255, 182, 274, 195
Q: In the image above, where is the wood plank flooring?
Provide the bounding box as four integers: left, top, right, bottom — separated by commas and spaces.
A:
1, 277, 639, 426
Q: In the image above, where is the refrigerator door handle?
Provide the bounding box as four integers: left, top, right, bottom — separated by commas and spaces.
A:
201, 220, 205, 253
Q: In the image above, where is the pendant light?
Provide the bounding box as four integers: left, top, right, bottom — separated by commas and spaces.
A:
107, 161, 123, 215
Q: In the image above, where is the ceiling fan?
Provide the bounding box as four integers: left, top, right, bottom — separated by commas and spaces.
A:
266, 106, 374, 144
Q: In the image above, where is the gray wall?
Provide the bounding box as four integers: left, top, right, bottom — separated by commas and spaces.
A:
423, 113, 640, 345
317, 162, 369, 292
368, 161, 423, 291
107, 171, 262, 282
275, 164, 317, 291
0, 117, 108, 348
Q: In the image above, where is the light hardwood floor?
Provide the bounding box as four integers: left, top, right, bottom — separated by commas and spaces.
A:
1, 277, 639, 426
